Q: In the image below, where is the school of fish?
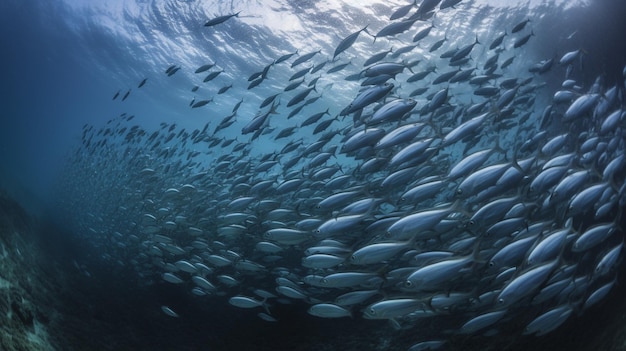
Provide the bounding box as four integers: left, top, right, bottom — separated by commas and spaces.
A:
56, 1, 626, 349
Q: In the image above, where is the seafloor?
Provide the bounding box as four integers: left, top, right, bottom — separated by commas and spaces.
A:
1, 189, 625, 351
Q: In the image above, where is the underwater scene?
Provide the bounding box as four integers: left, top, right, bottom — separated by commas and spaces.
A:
1, 0, 626, 350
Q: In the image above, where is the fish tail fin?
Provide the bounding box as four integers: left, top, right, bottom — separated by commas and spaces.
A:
492, 136, 507, 161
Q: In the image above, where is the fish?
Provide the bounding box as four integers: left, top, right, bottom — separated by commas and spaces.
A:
275, 50, 298, 64
289, 66, 311, 81
203, 69, 224, 82
390, 0, 417, 20
373, 18, 417, 42
204, 12, 241, 27
513, 31, 534, 48
350, 239, 415, 265
195, 63, 216, 73
512, 18, 531, 33
287, 86, 317, 107
363, 298, 426, 319
137, 78, 147, 88
291, 50, 322, 68
218, 84, 233, 94
161, 306, 179, 318
228, 296, 265, 309
450, 35, 480, 62
308, 303, 352, 318
440, 0, 463, 10
523, 305, 573, 336
327, 61, 352, 74
342, 83, 394, 115
429, 36, 447, 52
413, 24, 435, 42
166, 65, 180, 76
241, 102, 279, 135
367, 98, 417, 125
192, 98, 213, 108
489, 31, 507, 50
497, 260, 558, 307
559, 49, 582, 65
417, 0, 443, 14
334, 26, 369, 59
363, 48, 394, 66
460, 310, 507, 334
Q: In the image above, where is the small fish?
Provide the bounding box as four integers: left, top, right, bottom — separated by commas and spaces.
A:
204, 12, 241, 27
513, 31, 533, 48
195, 63, 216, 73
137, 78, 147, 88
413, 24, 434, 43
308, 303, 352, 318
203, 69, 224, 82
390, 0, 417, 20
165, 64, 177, 74
291, 50, 322, 68
218, 83, 233, 94
373, 18, 417, 42
363, 298, 425, 319
275, 50, 298, 64
229, 296, 265, 309
489, 31, 507, 50
161, 306, 179, 318
192, 98, 213, 108
559, 49, 582, 65
334, 25, 368, 59
511, 18, 530, 33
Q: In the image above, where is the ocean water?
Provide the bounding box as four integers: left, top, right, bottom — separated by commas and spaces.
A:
1, 0, 626, 350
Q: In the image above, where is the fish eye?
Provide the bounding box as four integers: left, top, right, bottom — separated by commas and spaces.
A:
369, 308, 376, 314
405, 281, 413, 288
456, 188, 463, 195
322, 278, 328, 284
468, 220, 475, 226
498, 298, 504, 304
488, 261, 495, 267
351, 255, 357, 261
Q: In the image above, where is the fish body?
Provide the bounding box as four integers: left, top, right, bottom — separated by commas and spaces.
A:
204, 12, 241, 27
334, 26, 368, 59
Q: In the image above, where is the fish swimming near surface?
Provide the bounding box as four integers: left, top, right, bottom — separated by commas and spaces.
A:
204, 12, 241, 27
